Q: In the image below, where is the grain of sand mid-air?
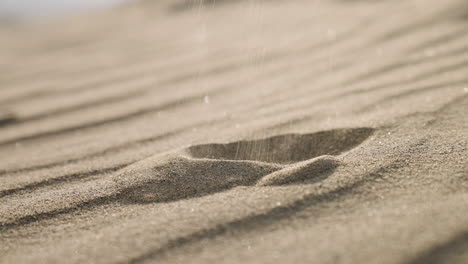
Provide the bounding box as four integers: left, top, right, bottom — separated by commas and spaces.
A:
0, 0, 467, 263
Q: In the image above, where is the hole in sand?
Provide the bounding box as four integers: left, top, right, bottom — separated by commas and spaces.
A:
114, 127, 374, 204
187, 128, 374, 164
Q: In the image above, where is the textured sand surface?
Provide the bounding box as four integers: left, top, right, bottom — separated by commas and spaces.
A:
0, 0, 467, 263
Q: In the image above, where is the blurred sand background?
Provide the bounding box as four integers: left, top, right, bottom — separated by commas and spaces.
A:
0, 0, 467, 263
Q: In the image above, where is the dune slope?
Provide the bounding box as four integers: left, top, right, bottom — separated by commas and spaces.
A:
0, 0, 467, 263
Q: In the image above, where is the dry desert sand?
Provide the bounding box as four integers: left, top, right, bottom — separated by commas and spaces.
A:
0, 0, 467, 263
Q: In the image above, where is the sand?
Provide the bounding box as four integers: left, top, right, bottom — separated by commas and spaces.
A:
0, 0, 467, 263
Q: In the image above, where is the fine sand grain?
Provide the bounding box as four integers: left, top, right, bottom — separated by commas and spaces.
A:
0, 0, 467, 263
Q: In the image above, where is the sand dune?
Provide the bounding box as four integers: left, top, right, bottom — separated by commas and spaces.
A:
0, 0, 467, 263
